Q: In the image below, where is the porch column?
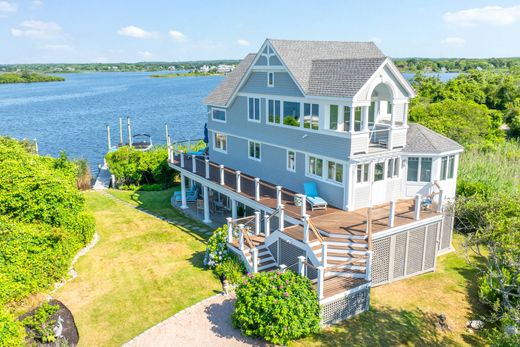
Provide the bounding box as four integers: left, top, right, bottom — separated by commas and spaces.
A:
403, 103, 409, 126
321, 243, 328, 267
180, 173, 188, 209
366, 250, 373, 281
299, 194, 307, 217
192, 156, 197, 173
390, 102, 395, 128
303, 214, 310, 244
349, 106, 355, 132
278, 204, 285, 231
238, 224, 245, 250
203, 185, 212, 224
254, 211, 261, 235
254, 178, 260, 201
437, 189, 444, 213
297, 256, 306, 276
317, 266, 324, 300
205, 159, 210, 179
264, 213, 270, 237
276, 186, 282, 207
414, 194, 421, 221
226, 217, 233, 243
252, 248, 258, 273
180, 150, 185, 167
231, 199, 238, 219
236, 171, 241, 192
362, 106, 369, 132
388, 200, 396, 227
219, 165, 225, 185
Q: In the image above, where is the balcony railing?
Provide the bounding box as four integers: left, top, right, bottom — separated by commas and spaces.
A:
369, 127, 390, 148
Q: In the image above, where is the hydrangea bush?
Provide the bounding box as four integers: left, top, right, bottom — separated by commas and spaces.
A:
232, 270, 320, 345
203, 225, 230, 269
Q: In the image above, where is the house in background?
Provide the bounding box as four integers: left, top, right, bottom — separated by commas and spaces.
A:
168, 39, 463, 324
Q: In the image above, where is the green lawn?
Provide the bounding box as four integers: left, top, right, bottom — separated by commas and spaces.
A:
54, 191, 220, 347
296, 234, 487, 347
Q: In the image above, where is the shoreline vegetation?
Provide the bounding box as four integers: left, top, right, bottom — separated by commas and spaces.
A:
0, 72, 64, 84
149, 71, 223, 78
1, 57, 519, 75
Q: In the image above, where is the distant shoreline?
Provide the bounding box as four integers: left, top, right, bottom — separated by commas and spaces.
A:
149, 72, 224, 78
0, 72, 65, 84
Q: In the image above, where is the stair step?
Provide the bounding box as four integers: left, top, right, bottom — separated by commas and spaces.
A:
326, 255, 367, 263
321, 232, 368, 240
326, 251, 367, 258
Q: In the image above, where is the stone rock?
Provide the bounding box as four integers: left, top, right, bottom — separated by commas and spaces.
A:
466, 320, 485, 330
504, 325, 519, 336
436, 314, 451, 332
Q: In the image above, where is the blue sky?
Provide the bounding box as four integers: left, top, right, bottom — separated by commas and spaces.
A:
1, 0, 520, 63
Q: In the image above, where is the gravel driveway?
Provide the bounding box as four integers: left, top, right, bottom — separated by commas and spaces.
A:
124, 294, 269, 347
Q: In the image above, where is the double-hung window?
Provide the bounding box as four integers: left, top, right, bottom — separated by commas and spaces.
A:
344, 106, 351, 131
211, 108, 226, 122
267, 99, 281, 124
329, 105, 339, 130
248, 141, 261, 160
407, 157, 432, 182
304, 103, 319, 130
354, 106, 362, 131
283, 101, 301, 127
214, 132, 227, 153
287, 150, 296, 172
248, 97, 260, 122
327, 161, 344, 183
356, 163, 369, 183
308, 156, 323, 177
387, 158, 399, 178
440, 155, 455, 180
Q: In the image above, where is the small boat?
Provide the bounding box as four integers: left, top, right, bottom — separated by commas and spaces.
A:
131, 133, 153, 151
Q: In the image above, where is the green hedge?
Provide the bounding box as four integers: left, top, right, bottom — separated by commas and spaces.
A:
0, 137, 95, 306
105, 145, 177, 188
233, 270, 320, 344
0, 307, 25, 347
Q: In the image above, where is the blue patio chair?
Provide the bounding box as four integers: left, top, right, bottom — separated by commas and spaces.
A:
173, 188, 199, 205
303, 182, 328, 210
174, 185, 196, 199
187, 147, 207, 157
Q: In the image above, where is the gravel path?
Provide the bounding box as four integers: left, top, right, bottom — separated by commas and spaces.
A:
124, 294, 268, 347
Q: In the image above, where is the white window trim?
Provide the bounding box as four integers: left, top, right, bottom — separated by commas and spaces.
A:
407, 157, 432, 183
247, 97, 261, 123
266, 99, 282, 125
213, 132, 227, 154
355, 163, 370, 185
305, 155, 344, 187
248, 140, 261, 162
386, 157, 400, 179
211, 107, 226, 123
267, 72, 274, 88
373, 161, 386, 182
286, 150, 296, 172
326, 160, 344, 184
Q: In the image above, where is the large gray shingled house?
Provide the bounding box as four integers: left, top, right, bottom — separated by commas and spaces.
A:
168, 39, 463, 324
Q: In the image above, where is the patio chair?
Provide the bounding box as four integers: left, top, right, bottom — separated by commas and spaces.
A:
187, 147, 207, 157
303, 182, 328, 210
173, 188, 199, 205
174, 185, 196, 199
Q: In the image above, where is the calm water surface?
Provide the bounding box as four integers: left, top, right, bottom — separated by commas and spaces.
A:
0, 72, 222, 170
0, 71, 457, 170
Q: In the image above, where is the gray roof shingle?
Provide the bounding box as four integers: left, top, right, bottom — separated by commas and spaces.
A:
269, 39, 386, 96
203, 53, 256, 107
404, 123, 463, 154
204, 39, 390, 107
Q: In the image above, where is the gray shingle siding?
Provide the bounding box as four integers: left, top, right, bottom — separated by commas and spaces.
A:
240, 72, 303, 97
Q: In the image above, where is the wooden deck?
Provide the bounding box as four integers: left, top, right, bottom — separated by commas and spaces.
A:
171, 154, 441, 238
312, 276, 369, 298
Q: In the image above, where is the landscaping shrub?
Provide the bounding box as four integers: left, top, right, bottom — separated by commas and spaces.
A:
203, 225, 230, 269
0, 137, 94, 305
233, 270, 320, 345
0, 307, 25, 347
105, 145, 177, 188
215, 253, 246, 285
74, 158, 92, 191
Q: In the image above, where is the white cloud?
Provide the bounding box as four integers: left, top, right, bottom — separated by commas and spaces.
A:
117, 25, 159, 39
168, 30, 187, 42
440, 37, 466, 47
236, 39, 250, 46
138, 51, 152, 59
443, 5, 520, 26
11, 20, 62, 39
0, 1, 17, 12
370, 37, 382, 44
